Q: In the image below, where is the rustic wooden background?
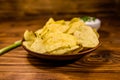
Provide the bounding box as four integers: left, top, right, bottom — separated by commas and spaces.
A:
0, 0, 119, 20
0, 0, 120, 80
0, 14, 120, 80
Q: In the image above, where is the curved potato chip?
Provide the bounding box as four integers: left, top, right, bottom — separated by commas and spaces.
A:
23, 41, 34, 49
67, 20, 85, 34
35, 28, 43, 37
43, 32, 78, 52
73, 26, 99, 48
23, 17, 99, 55
24, 30, 36, 41
93, 28, 99, 38
30, 38, 46, 53
49, 46, 79, 55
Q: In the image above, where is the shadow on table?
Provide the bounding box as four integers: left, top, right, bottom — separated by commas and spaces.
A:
27, 53, 79, 67
25, 41, 118, 80
26, 47, 113, 70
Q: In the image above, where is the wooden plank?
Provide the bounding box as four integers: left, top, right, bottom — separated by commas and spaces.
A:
0, 15, 120, 80
1, 72, 120, 80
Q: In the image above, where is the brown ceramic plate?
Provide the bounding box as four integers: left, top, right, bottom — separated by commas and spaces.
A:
22, 40, 100, 61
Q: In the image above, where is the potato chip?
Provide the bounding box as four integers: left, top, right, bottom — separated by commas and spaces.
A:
45, 18, 55, 25
93, 28, 99, 38
39, 18, 70, 38
49, 46, 79, 55
67, 18, 85, 34
35, 28, 43, 37
23, 17, 99, 55
23, 41, 34, 49
43, 32, 78, 52
73, 26, 99, 48
30, 38, 46, 53
24, 30, 36, 41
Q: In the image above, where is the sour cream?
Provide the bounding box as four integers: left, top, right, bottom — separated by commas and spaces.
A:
85, 18, 101, 30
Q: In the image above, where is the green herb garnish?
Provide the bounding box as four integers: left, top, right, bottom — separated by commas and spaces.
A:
81, 16, 96, 22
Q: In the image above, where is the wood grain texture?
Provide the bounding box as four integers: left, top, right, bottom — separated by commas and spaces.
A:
0, 15, 120, 80
0, 0, 119, 19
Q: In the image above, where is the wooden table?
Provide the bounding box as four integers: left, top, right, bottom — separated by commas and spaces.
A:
0, 15, 120, 80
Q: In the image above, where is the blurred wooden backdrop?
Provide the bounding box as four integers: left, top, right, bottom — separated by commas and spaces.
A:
0, 0, 119, 19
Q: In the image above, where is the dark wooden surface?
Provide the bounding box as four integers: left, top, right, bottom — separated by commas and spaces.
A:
0, 0, 119, 19
0, 15, 120, 80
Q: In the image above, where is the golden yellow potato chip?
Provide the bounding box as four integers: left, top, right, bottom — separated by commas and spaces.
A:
23, 17, 99, 55
67, 18, 85, 34
24, 30, 36, 41
23, 41, 34, 49
49, 46, 79, 55
35, 28, 43, 37
73, 26, 99, 48
30, 38, 46, 53
43, 32, 78, 52
39, 18, 70, 38
93, 28, 99, 38
45, 18, 55, 25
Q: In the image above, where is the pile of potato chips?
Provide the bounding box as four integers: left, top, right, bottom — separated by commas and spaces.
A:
23, 18, 99, 55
